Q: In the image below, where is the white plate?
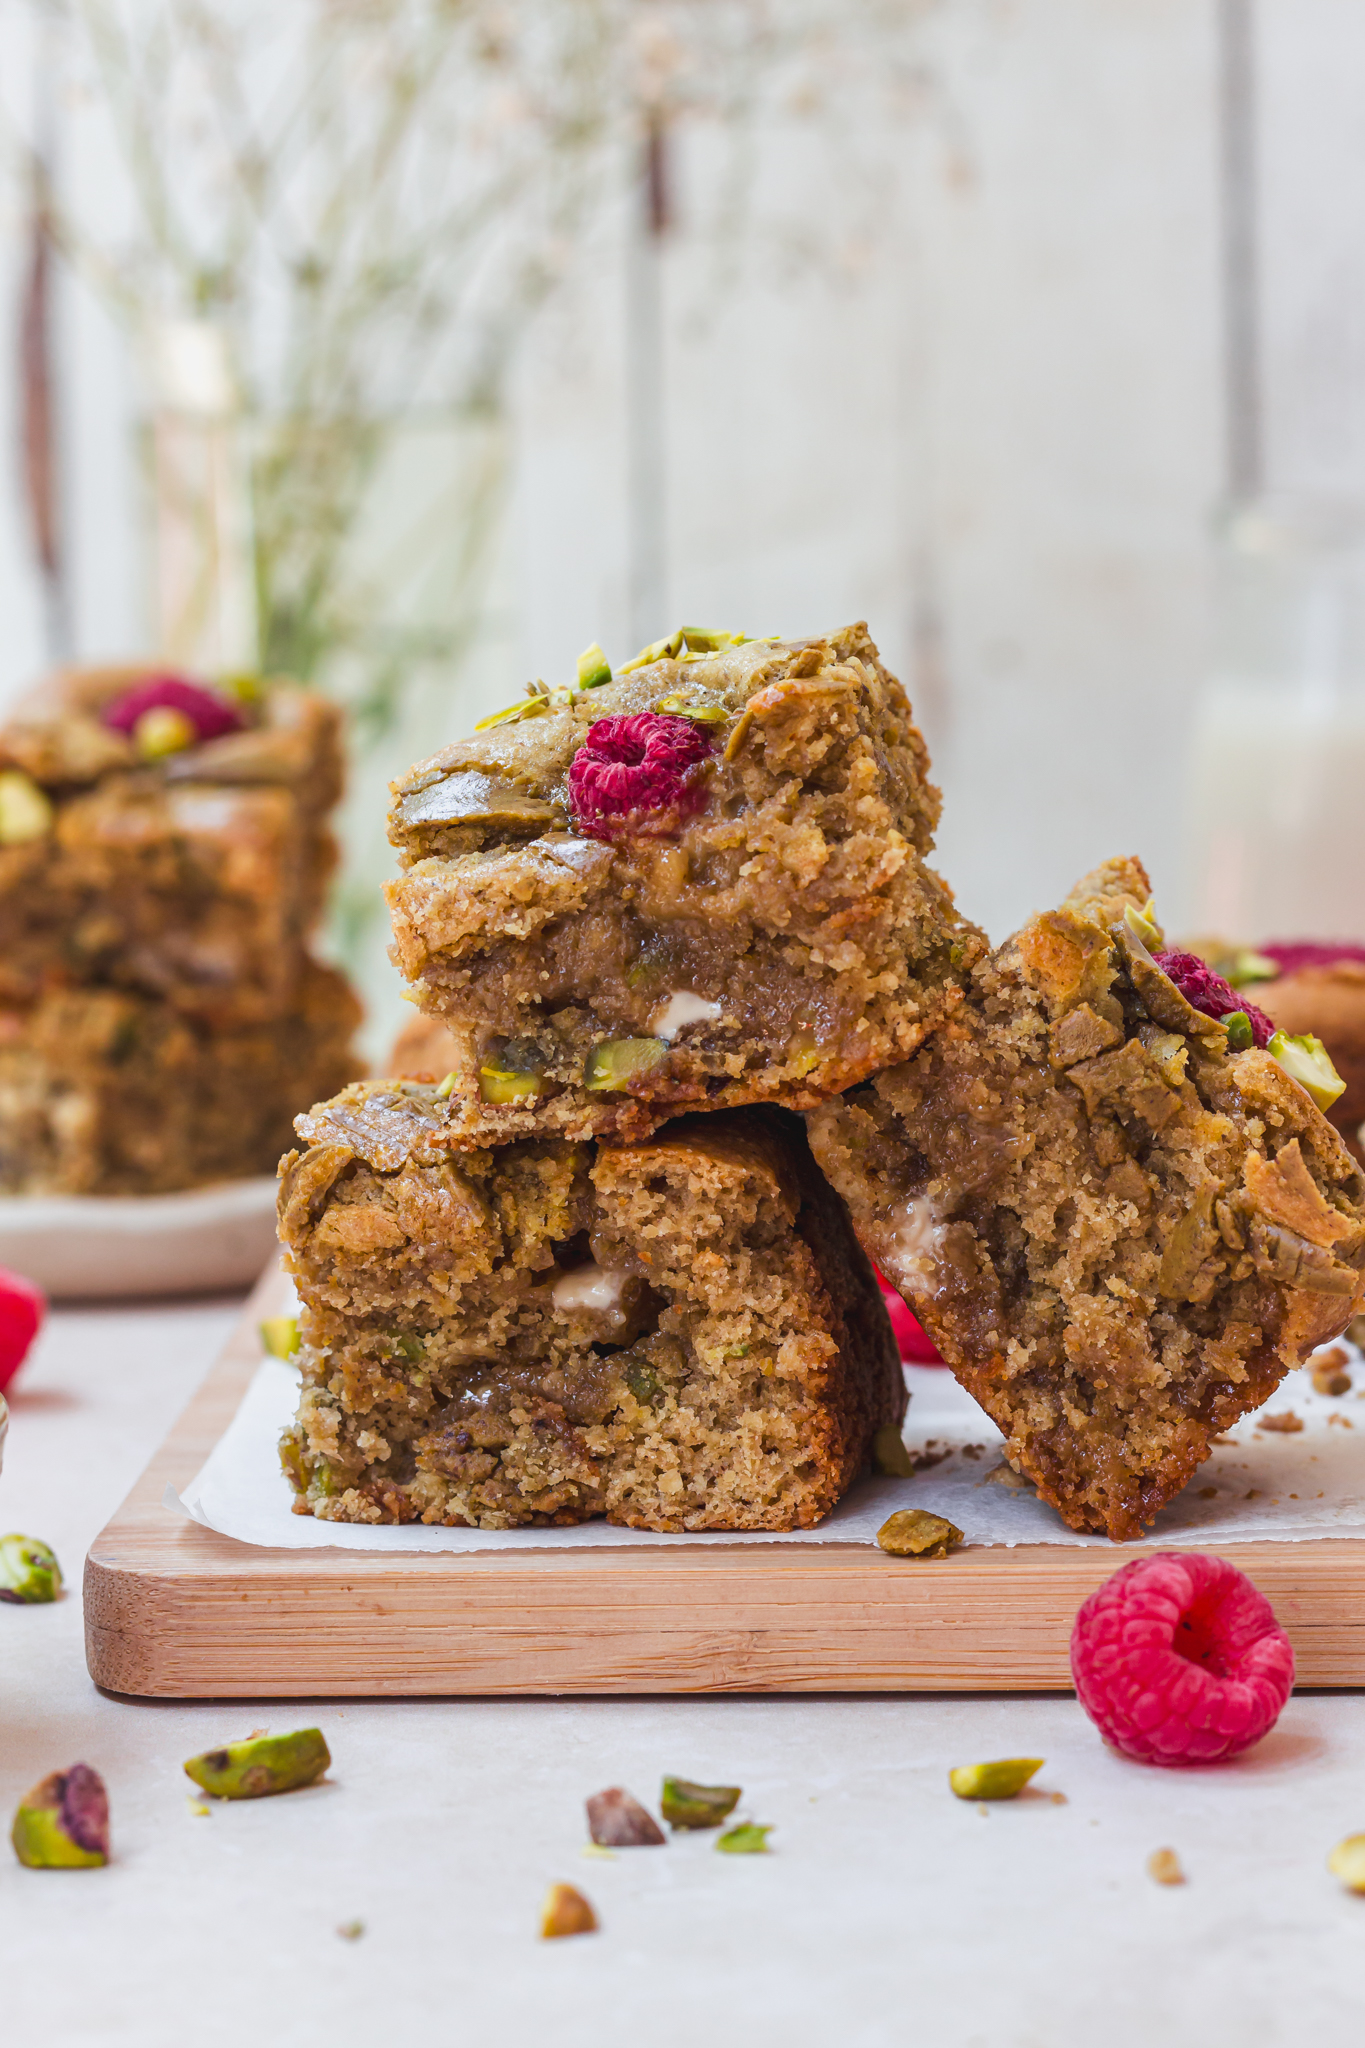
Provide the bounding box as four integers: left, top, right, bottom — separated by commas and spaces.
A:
0, 1178, 279, 1300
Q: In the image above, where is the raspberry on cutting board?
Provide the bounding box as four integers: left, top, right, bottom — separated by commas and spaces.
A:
1070, 1552, 1295, 1765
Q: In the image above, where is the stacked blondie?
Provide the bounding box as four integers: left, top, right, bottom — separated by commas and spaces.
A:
0, 665, 360, 1194
279, 624, 965, 1530
279, 623, 1365, 1538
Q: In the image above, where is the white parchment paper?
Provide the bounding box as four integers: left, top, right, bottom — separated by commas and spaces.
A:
170, 1344, 1365, 1553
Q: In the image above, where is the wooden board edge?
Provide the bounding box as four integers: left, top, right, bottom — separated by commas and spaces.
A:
83, 1267, 1365, 1698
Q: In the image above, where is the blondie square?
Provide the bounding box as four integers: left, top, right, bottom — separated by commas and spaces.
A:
808, 858, 1365, 1539
0, 667, 341, 1024
0, 960, 361, 1196
385, 624, 981, 1144
277, 1085, 903, 1531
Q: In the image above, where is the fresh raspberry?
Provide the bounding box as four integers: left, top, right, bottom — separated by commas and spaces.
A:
0, 1265, 44, 1394
876, 1276, 945, 1365
569, 713, 713, 840
1070, 1552, 1295, 1765
1261, 940, 1365, 976
102, 674, 244, 744
1152, 949, 1275, 1047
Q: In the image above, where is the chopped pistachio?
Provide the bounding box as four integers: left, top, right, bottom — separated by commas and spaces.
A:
184, 1727, 330, 1800
660, 1777, 741, 1830
393, 1333, 425, 1363
618, 629, 684, 673
717, 1823, 773, 1854
575, 642, 612, 690
583, 1037, 669, 1092
11, 1764, 109, 1868
877, 1509, 963, 1558
585, 1787, 665, 1847
1147, 1846, 1186, 1886
1226, 948, 1278, 987
1328, 1833, 1365, 1892
540, 1882, 598, 1937
948, 1759, 1044, 1801
134, 704, 197, 759
478, 1063, 546, 1104
259, 1315, 300, 1360
336, 1919, 365, 1941
654, 694, 728, 724
872, 1426, 915, 1478
0, 768, 54, 845
435, 1070, 458, 1099
220, 670, 266, 706
0, 1533, 62, 1604
472, 694, 550, 731
1267, 1030, 1347, 1111
625, 1360, 662, 1407
1222, 1010, 1255, 1052
1124, 900, 1163, 951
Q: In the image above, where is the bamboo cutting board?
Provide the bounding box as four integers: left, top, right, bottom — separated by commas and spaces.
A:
85, 1266, 1365, 1698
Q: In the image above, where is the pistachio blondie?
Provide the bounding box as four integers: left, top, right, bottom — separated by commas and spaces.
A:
0, 666, 341, 1025
385, 624, 982, 1144
277, 1084, 903, 1530
0, 960, 360, 1195
808, 858, 1365, 1539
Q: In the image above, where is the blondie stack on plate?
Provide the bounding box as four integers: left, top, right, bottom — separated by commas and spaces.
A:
0, 666, 360, 1194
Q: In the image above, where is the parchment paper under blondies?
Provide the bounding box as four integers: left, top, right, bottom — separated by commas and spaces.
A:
173, 1350, 1365, 1553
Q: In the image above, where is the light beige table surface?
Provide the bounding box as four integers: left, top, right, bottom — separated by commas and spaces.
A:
2, 1294, 1364, 2048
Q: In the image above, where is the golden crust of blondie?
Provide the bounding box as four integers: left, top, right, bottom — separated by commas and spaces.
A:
384, 624, 981, 1139
278, 1086, 903, 1532
808, 856, 1365, 1540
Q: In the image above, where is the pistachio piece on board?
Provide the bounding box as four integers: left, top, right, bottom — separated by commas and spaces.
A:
585, 1787, 665, 1847
872, 1425, 915, 1478
184, 1728, 330, 1800
717, 1824, 773, 1854
0, 1532, 62, 1603
540, 1882, 598, 1937
1329, 1833, 1365, 1893
948, 1759, 1044, 1800
259, 1315, 300, 1360
0, 768, 54, 844
1147, 1847, 1186, 1885
583, 1038, 669, 1092
876, 1509, 963, 1558
12, 1764, 109, 1867
660, 1777, 741, 1830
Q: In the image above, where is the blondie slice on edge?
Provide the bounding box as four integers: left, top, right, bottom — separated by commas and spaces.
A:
807, 857, 1365, 1540
277, 1085, 903, 1531
0, 960, 361, 1195
385, 623, 983, 1145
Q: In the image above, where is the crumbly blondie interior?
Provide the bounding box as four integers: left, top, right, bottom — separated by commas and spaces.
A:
0, 960, 360, 1195
0, 671, 340, 1025
278, 1085, 903, 1531
385, 624, 982, 1142
808, 858, 1365, 1539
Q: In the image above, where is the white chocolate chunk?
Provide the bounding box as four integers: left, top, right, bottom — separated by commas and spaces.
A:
552, 1262, 631, 1313
881, 1196, 947, 1297
651, 991, 724, 1041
